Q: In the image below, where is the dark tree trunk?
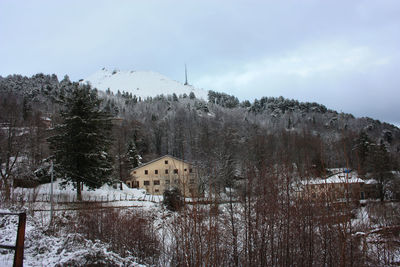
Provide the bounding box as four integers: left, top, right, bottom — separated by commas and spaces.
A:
77, 181, 82, 201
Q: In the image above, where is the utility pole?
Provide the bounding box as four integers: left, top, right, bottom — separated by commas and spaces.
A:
50, 160, 54, 225
184, 64, 188, 85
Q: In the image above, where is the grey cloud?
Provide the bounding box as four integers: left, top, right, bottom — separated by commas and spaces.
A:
0, 0, 399, 124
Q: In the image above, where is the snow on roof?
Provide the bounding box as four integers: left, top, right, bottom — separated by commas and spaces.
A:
302, 173, 364, 185
40, 116, 51, 121
364, 179, 378, 185
326, 167, 346, 173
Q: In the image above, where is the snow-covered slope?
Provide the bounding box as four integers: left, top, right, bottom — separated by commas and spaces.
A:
83, 68, 208, 100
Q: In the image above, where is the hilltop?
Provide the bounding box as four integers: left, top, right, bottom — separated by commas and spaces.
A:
82, 68, 208, 100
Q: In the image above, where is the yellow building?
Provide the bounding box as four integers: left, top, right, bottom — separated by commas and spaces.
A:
126, 155, 200, 197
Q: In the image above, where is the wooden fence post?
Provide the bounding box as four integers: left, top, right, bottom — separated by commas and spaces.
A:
14, 213, 26, 267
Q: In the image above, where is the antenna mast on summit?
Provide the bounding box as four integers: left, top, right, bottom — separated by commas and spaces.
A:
184, 64, 188, 85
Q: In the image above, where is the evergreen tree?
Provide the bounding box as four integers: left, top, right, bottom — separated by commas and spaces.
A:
354, 131, 372, 174
127, 140, 140, 169
163, 187, 183, 211
22, 97, 30, 121
368, 142, 392, 201
48, 83, 113, 200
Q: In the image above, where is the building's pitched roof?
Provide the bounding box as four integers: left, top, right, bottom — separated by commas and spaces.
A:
132, 154, 191, 171
364, 179, 378, 185
302, 173, 364, 185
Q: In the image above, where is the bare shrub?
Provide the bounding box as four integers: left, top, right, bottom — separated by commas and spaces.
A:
66, 206, 159, 265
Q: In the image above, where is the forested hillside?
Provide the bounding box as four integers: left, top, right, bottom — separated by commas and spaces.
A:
1, 73, 400, 266
1, 73, 399, 190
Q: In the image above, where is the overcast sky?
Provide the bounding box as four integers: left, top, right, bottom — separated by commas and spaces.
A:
1, 0, 399, 126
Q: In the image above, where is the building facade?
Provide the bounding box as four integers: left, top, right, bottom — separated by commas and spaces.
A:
126, 155, 200, 197
299, 174, 365, 202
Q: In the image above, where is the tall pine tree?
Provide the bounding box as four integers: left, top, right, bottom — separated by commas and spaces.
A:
126, 140, 140, 169
49, 83, 113, 200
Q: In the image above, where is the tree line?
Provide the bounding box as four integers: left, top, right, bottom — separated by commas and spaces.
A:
0, 73, 399, 200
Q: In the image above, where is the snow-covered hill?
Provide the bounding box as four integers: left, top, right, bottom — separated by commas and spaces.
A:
82, 68, 208, 100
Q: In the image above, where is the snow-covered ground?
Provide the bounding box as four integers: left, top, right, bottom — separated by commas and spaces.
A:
352, 202, 400, 265
0, 208, 148, 266
1, 181, 166, 266
13, 180, 163, 204
83, 68, 208, 100
2, 180, 399, 266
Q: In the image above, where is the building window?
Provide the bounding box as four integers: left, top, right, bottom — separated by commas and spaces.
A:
165, 169, 169, 174
144, 181, 150, 186
155, 170, 158, 174
174, 169, 178, 174
165, 180, 170, 184
189, 168, 193, 173
155, 189, 159, 193
189, 179, 195, 184
184, 168, 187, 172
127, 182, 131, 187
145, 170, 148, 175
165, 160, 168, 164
154, 180, 160, 185
133, 171, 136, 174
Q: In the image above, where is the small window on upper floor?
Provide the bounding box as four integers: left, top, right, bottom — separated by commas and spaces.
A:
154, 180, 160, 185
143, 181, 150, 186
145, 170, 148, 175
133, 171, 136, 174
155, 170, 158, 174
189, 168, 193, 173
184, 168, 187, 172
165, 160, 168, 164
174, 169, 178, 174
165, 169, 169, 174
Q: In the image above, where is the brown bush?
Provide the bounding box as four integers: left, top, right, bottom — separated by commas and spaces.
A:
69, 206, 159, 265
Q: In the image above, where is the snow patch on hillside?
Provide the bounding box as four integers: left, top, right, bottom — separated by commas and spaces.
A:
83, 68, 208, 100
